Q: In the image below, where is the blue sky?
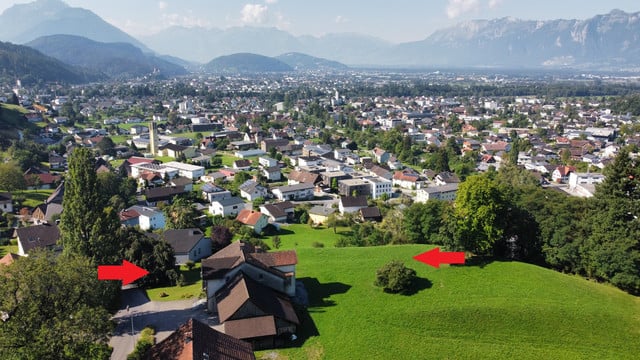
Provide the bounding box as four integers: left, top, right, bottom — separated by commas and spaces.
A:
1, 0, 639, 42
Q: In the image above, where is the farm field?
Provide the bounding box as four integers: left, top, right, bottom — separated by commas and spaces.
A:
258, 245, 640, 360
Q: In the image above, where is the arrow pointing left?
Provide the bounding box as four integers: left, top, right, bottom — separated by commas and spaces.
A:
98, 260, 149, 285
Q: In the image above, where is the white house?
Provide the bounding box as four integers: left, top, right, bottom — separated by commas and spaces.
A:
209, 197, 247, 217
339, 195, 368, 215
161, 228, 212, 265
120, 206, 166, 230
201, 183, 232, 202
239, 180, 269, 202
569, 172, 606, 190
130, 163, 178, 180
0, 193, 13, 214
416, 183, 459, 203
272, 183, 314, 201
365, 177, 393, 199
163, 161, 205, 180
258, 156, 278, 168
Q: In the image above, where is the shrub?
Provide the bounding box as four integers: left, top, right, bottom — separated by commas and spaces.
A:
374, 260, 417, 294
311, 241, 325, 248
185, 261, 195, 271
272, 235, 282, 249
127, 326, 155, 360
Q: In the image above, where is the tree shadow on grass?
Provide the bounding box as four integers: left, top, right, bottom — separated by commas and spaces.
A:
462, 255, 495, 269
400, 276, 433, 296
286, 277, 352, 348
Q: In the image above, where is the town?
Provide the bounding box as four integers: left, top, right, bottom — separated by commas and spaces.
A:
1, 69, 640, 359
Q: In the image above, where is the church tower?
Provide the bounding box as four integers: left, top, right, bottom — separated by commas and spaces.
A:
149, 121, 158, 156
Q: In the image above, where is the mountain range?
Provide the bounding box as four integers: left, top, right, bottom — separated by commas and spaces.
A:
26, 35, 187, 79
1, 0, 640, 70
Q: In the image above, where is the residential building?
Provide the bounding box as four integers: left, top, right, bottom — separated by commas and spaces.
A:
416, 183, 459, 203
160, 228, 212, 265
239, 180, 269, 202
260, 201, 295, 223
144, 318, 256, 360
119, 205, 166, 230
569, 172, 606, 190
308, 205, 336, 225
338, 178, 371, 197
552, 165, 577, 183
272, 183, 314, 201
163, 161, 205, 180
16, 223, 61, 256
339, 195, 368, 215
286, 170, 321, 185
236, 209, 269, 234
201, 183, 232, 203
0, 192, 12, 213
262, 166, 282, 181
365, 177, 393, 199
392, 171, 422, 189
209, 196, 247, 217
360, 207, 382, 222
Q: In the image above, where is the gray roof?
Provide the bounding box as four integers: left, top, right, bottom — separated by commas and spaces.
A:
162, 228, 206, 254
274, 183, 314, 193
214, 196, 245, 207
16, 223, 60, 253
423, 183, 459, 194
308, 205, 336, 216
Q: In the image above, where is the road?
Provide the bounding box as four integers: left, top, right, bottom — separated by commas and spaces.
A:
109, 288, 216, 360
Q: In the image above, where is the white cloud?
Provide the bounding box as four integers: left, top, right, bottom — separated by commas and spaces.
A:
488, 0, 503, 9
158, 1, 168, 10
161, 12, 211, 28
241, 4, 269, 24
335, 15, 348, 24
264, 0, 278, 4
446, 0, 480, 19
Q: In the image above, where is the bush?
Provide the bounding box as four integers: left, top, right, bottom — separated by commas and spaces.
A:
127, 326, 155, 360
185, 260, 195, 271
311, 241, 325, 248
374, 260, 417, 294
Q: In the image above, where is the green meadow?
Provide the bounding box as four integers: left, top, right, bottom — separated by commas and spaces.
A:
259, 245, 640, 360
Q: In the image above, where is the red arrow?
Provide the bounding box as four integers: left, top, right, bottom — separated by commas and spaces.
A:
98, 260, 149, 285
413, 248, 465, 268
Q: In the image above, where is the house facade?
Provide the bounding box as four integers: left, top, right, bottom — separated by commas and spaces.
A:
416, 183, 459, 203
209, 197, 247, 217
272, 183, 314, 201
161, 228, 212, 265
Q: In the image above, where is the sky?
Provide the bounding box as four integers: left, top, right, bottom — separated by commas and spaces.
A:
1, 0, 639, 43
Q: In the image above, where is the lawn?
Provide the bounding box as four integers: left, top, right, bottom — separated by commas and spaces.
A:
257, 245, 640, 360
274, 224, 350, 249
0, 243, 19, 257
216, 152, 238, 167
145, 263, 204, 301
12, 189, 55, 208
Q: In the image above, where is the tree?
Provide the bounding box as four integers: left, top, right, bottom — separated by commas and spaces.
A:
451, 173, 507, 255
272, 235, 281, 249
374, 260, 417, 294
96, 137, 116, 156
163, 197, 199, 230
123, 228, 177, 287
211, 225, 233, 251
59, 147, 102, 260
0, 251, 113, 359
0, 162, 26, 192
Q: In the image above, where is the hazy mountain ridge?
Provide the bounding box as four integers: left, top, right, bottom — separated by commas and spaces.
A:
275, 52, 349, 71
204, 53, 293, 73
26, 35, 187, 79
0, 0, 151, 52
0, 40, 104, 84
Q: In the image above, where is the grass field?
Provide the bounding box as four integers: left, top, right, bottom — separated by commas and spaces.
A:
0, 243, 19, 257
257, 245, 640, 360
11, 189, 55, 208
145, 263, 204, 301
274, 224, 350, 249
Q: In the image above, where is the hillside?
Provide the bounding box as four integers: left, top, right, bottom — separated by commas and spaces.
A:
0, 103, 33, 148
263, 245, 640, 359
204, 53, 293, 73
276, 52, 348, 71
0, 41, 102, 84
0, 0, 151, 52
26, 35, 187, 79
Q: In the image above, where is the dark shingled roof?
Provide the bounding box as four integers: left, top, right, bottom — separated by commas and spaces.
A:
162, 228, 206, 255
144, 318, 255, 360
15, 223, 60, 254
216, 273, 299, 325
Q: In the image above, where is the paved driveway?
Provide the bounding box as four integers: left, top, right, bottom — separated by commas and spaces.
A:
109, 288, 216, 360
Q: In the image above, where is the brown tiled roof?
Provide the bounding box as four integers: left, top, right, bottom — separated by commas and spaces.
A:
235, 209, 265, 226
249, 251, 298, 268
144, 318, 255, 360
360, 207, 382, 220
201, 242, 297, 280
286, 170, 320, 184
216, 273, 299, 325
223, 316, 276, 340
0, 253, 20, 266
340, 195, 368, 208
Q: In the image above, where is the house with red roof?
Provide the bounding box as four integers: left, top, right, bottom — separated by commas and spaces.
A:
236, 209, 269, 234
552, 165, 577, 183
